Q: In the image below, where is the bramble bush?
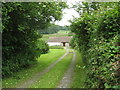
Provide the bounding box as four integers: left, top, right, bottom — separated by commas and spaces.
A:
70, 2, 120, 88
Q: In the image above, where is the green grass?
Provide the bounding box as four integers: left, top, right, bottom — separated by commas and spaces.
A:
57, 30, 70, 35
30, 52, 73, 88
2, 49, 66, 88
70, 51, 87, 88
42, 30, 70, 41
49, 46, 64, 49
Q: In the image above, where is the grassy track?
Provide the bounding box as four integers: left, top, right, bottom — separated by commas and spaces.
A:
2, 49, 65, 88
30, 52, 73, 88
70, 51, 87, 88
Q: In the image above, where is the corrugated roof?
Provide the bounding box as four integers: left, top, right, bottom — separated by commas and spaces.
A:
48, 36, 72, 42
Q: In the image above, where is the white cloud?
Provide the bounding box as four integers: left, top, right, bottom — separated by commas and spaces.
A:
55, 0, 80, 26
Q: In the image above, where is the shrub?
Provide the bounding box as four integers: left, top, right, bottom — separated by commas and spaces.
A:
36, 39, 49, 54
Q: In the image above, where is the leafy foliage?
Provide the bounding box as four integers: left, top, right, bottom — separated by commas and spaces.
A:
70, 2, 120, 88
36, 39, 49, 54
2, 2, 67, 78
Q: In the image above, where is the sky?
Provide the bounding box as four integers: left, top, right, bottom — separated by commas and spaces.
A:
55, 0, 81, 26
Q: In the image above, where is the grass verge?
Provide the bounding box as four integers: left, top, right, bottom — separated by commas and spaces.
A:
70, 51, 87, 88
2, 49, 66, 88
30, 52, 73, 88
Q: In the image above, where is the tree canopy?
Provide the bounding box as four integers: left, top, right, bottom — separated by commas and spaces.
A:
2, 2, 67, 78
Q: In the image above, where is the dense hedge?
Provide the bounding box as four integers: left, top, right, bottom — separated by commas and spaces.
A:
2, 2, 67, 78
70, 2, 120, 88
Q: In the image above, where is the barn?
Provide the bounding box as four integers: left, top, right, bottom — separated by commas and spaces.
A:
47, 36, 72, 47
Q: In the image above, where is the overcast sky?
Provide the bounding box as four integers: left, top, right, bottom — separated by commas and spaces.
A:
55, 0, 81, 26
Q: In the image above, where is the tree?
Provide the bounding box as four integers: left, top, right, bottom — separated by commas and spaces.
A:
2, 2, 67, 78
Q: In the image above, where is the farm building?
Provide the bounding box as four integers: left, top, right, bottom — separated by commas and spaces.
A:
47, 36, 72, 47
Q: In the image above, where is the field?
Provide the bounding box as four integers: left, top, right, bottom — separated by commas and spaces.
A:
41, 30, 70, 41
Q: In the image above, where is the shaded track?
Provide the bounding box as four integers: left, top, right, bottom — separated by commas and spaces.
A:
16, 49, 69, 88
57, 50, 76, 88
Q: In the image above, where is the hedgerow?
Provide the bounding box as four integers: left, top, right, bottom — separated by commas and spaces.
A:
70, 2, 120, 88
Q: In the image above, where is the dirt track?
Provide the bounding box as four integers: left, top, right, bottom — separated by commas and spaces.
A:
16, 49, 69, 88
57, 50, 76, 88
